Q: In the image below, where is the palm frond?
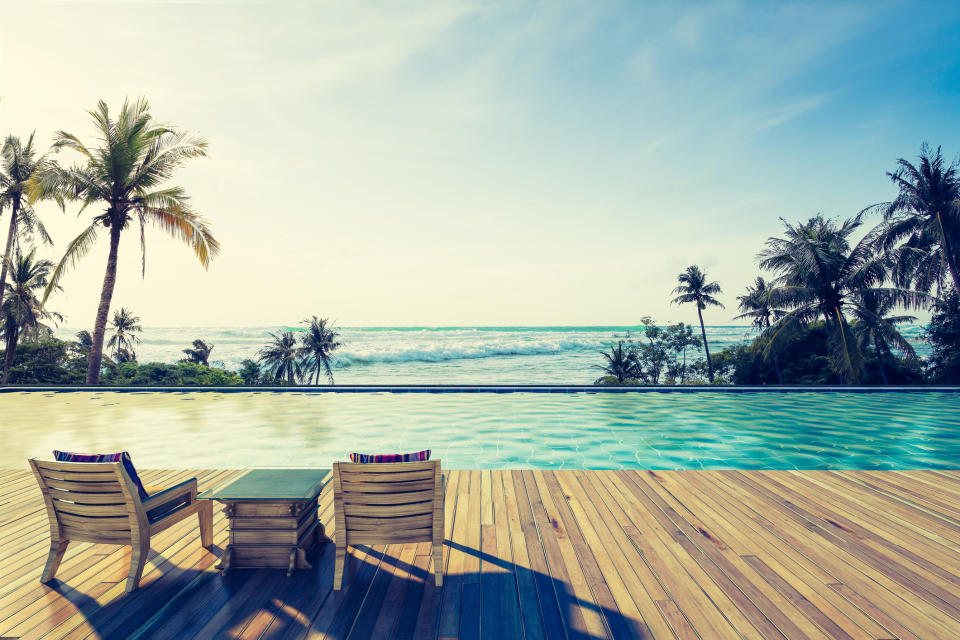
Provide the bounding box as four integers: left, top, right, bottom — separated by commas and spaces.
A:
42, 222, 99, 303
141, 204, 220, 268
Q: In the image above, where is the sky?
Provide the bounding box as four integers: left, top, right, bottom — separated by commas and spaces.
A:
1, 0, 958, 328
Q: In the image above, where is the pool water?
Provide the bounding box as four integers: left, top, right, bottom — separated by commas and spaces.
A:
2, 391, 958, 469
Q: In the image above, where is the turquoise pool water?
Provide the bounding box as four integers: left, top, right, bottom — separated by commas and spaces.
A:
2, 391, 958, 469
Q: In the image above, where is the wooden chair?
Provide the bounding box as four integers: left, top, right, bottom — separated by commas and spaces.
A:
332, 459, 444, 590
29, 458, 214, 593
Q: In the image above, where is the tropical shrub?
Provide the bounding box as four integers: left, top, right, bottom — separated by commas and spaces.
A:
102, 361, 242, 386
923, 290, 960, 383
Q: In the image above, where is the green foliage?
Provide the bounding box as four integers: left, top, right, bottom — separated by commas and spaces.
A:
710, 323, 925, 385
298, 316, 342, 384
873, 144, 960, 294
630, 317, 703, 384
181, 339, 214, 366
107, 308, 142, 363
32, 97, 218, 385
0, 338, 85, 384
758, 214, 926, 383
102, 361, 243, 386
257, 331, 303, 383
923, 290, 960, 383
594, 375, 643, 386
595, 317, 705, 385
237, 359, 263, 385
593, 341, 639, 383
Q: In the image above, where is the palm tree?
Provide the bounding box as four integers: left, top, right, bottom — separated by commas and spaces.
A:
1, 250, 62, 383
735, 276, 785, 383
734, 277, 782, 331
181, 339, 214, 366
298, 317, 342, 384
870, 144, 960, 294
31, 98, 218, 384
106, 307, 142, 364
671, 265, 724, 382
258, 331, 303, 384
0, 133, 54, 310
593, 341, 639, 384
758, 214, 926, 383
851, 289, 917, 385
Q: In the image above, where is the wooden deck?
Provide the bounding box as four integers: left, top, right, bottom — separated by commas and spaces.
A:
2, 469, 960, 639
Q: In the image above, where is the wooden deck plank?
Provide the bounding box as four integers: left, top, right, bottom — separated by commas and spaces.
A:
713, 470, 960, 639
597, 470, 765, 640
0, 468, 959, 640
673, 470, 885, 640
635, 471, 839, 640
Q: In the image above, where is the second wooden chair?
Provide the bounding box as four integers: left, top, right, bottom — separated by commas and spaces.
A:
331, 459, 444, 590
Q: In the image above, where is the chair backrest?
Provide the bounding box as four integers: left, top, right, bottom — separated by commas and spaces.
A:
29, 458, 146, 545
332, 459, 442, 546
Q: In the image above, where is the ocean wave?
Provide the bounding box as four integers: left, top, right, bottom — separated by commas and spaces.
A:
335, 338, 600, 366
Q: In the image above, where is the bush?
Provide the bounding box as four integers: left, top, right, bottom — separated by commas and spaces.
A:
0, 338, 86, 384
102, 361, 243, 386
923, 290, 960, 383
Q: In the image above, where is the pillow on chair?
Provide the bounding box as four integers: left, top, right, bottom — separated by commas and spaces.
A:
348, 449, 431, 463
52, 450, 149, 499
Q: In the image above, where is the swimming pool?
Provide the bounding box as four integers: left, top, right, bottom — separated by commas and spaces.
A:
2, 390, 958, 469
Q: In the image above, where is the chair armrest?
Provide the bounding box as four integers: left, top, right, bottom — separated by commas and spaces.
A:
142, 478, 198, 510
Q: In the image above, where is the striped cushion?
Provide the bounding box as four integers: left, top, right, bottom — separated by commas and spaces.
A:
349, 449, 431, 464
52, 450, 149, 500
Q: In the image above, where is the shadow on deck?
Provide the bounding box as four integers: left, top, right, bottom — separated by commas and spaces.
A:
2, 468, 960, 639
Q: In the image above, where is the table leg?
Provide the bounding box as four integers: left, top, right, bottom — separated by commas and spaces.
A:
316, 522, 331, 543
217, 545, 234, 574
297, 546, 313, 571
287, 548, 297, 576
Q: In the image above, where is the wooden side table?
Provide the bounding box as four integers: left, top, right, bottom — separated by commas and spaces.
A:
198, 468, 331, 576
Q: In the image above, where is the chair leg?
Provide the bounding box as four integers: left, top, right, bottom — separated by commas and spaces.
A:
41, 540, 69, 583
433, 541, 443, 587
126, 539, 150, 593
333, 543, 346, 591
198, 500, 214, 548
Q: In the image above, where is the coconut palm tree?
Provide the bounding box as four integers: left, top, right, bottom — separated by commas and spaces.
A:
851, 289, 917, 385
735, 276, 786, 383
671, 265, 724, 382
758, 214, 926, 383
593, 341, 639, 384
106, 307, 142, 364
1, 249, 62, 383
0, 133, 54, 310
298, 317, 342, 384
734, 277, 782, 331
258, 331, 303, 384
181, 339, 214, 366
869, 144, 960, 294
31, 97, 218, 384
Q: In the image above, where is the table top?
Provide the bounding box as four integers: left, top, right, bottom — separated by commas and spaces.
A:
197, 468, 331, 501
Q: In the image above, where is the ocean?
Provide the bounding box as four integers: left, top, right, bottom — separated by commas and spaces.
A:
51, 325, 929, 384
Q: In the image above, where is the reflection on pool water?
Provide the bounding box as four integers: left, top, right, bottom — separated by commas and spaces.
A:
2, 391, 958, 470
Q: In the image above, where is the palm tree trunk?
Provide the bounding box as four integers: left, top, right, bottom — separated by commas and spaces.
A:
315, 363, 320, 386
86, 224, 122, 385
0, 198, 20, 311
2, 320, 18, 384
697, 307, 714, 383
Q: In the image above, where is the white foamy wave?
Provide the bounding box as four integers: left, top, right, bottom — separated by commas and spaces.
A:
335, 338, 600, 366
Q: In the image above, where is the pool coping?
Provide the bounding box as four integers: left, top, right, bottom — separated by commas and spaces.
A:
2, 385, 960, 393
